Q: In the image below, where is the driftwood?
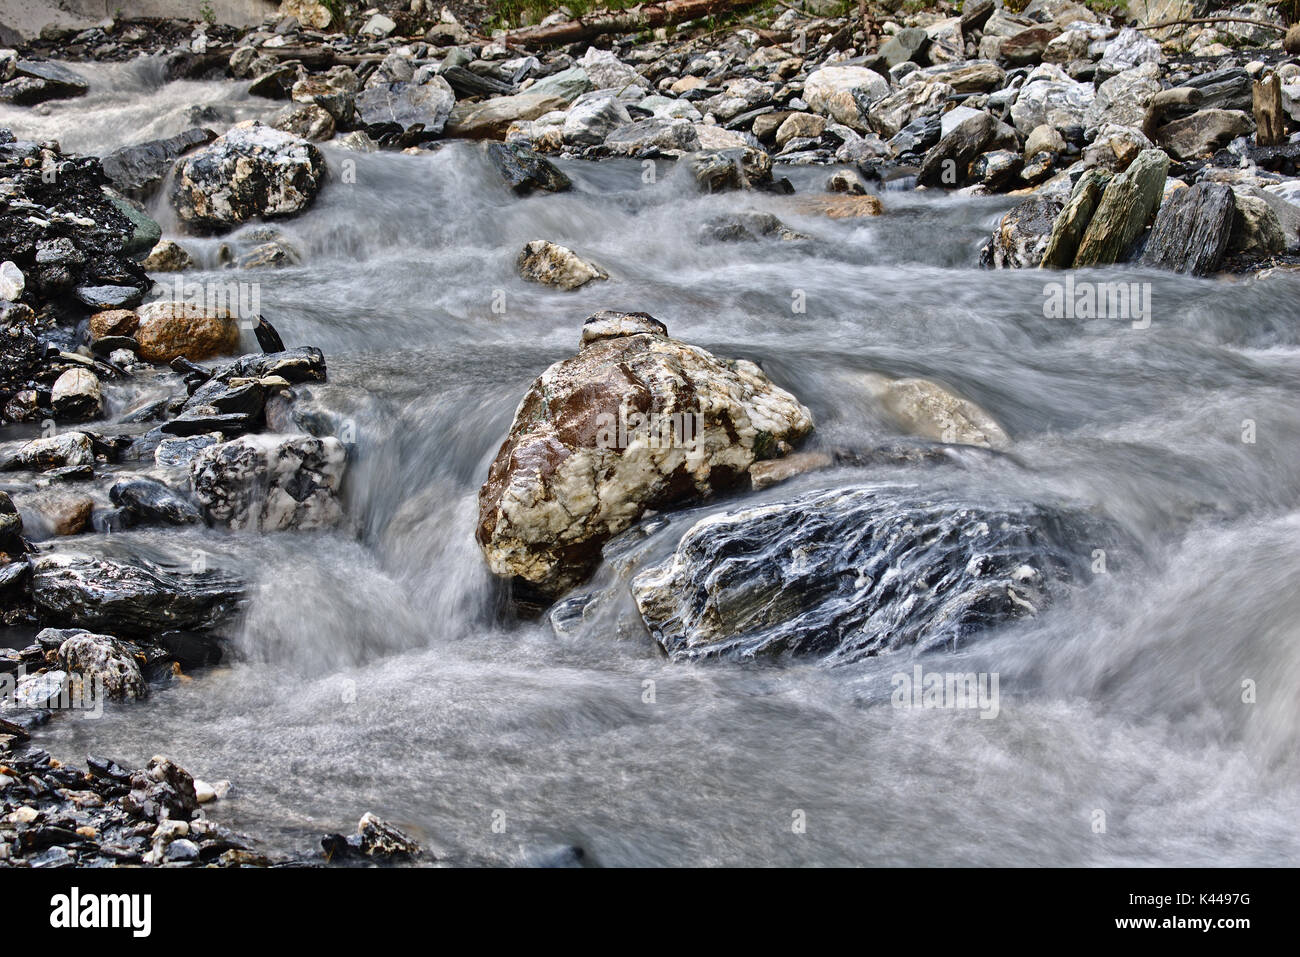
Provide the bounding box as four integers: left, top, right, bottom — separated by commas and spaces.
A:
499, 0, 769, 48
1253, 74, 1286, 147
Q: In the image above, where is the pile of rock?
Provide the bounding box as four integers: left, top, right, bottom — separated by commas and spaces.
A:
0, 735, 260, 867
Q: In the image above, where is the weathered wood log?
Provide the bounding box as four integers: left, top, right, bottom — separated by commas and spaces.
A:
499, 0, 769, 48
1253, 74, 1286, 148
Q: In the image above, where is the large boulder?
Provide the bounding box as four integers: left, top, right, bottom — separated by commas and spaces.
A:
1096, 27, 1163, 75
1009, 63, 1095, 134
444, 93, 570, 139
602, 118, 701, 156
1073, 148, 1169, 266
354, 77, 456, 132
1227, 192, 1287, 258
1086, 63, 1161, 131
1155, 109, 1253, 161
189, 434, 346, 531
171, 122, 326, 234
1139, 182, 1235, 275
476, 311, 814, 599
561, 93, 633, 146
631, 484, 1104, 664
804, 66, 890, 130
869, 80, 953, 140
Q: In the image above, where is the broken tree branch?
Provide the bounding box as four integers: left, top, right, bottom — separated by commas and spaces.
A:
1133, 16, 1287, 33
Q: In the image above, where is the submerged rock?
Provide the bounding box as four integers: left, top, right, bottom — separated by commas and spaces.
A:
476, 311, 814, 600
862, 374, 1010, 449
110, 478, 204, 526
632, 484, 1105, 664
171, 122, 326, 234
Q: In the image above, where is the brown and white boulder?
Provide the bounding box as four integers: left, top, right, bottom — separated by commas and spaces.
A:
476, 312, 814, 599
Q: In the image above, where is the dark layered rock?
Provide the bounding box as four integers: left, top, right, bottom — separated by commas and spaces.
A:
30, 554, 245, 637
1139, 182, 1235, 276
477, 311, 814, 600
109, 478, 204, 526
1041, 168, 1110, 269
918, 111, 995, 187
632, 484, 1110, 664
486, 142, 571, 194
100, 128, 217, 200
0, 61, 89, 105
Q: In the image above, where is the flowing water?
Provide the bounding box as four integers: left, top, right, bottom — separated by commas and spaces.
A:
4, 60, 1300, 866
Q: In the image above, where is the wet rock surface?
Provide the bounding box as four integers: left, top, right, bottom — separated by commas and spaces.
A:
632, 484, 1111, 664
477, 311, 813, 601
171, 122, 326, 233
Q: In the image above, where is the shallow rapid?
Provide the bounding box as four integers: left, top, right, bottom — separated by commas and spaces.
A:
5, 59, 1300, 866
